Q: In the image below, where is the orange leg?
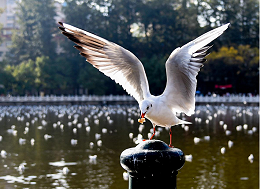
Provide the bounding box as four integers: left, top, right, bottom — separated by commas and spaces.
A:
149, 125, 156, 140
169, 127, 174, 147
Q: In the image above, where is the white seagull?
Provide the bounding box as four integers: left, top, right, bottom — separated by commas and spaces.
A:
59, 22, 229, 147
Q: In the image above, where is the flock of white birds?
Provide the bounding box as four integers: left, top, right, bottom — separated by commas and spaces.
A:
0, 104, 258, 183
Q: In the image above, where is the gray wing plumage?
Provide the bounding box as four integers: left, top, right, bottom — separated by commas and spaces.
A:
59, 22, 150, 103
162, 23, 230, 116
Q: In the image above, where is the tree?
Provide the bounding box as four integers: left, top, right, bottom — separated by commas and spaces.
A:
197, 0, 259, 47
197, 45, 259, 94
141, 54, 167, 95
0, 62, 15, 95
1, 0, 254, 95
7, 0, 57, 65
61, 0, 200, 95
62, 0, 131, 95
35, 56, 56, 93
136, 0, 201, 57
0, 8, 4, 45
53, 57, 75, 94
12, 59, 36, 95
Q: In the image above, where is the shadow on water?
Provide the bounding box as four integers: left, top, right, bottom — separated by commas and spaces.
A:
0, 104, 258, 188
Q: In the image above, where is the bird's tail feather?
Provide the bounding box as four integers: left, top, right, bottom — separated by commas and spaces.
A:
178, 119, 192, 125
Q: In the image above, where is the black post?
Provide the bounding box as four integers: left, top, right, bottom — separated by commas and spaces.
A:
120, 140, 185, 189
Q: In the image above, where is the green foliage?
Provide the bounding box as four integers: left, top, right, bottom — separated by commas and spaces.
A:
136, 0, 200, 56
53, 57, 74, 92
198, 45, 259, 94
35, 56, 56, 91
0, 0, 258, 95
11, 59, 36, 95
0, 62, 15, 94
197, 0, 259, 47
6, 0, 57, 65
0, 8, 3, 45
141, 55, 168, 95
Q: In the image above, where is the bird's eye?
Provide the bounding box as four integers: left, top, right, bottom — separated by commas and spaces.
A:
151, 104, 152, 107
146, 106, 149, 110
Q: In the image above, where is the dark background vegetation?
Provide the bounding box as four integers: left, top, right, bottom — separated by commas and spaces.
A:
0, 0, 259, 96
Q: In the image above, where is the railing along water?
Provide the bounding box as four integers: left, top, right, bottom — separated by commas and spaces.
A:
0, 95, 258, 105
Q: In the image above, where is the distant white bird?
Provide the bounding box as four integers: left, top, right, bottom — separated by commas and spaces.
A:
185, 154, 193, 162
95, 133, 101, 140
89, 142, 94, 149
19, 138, 26, 145
184, 125, 189, 131
193, 137, 201, 144
243, 124, 248, 130
62, 167, 69, 175
18, 163, 25, 173
236, 125, 242, 131
123, 171, 129, 181
228, 140, 233, 148
59, 22, 229, 146
204, 136, 210, 141
129, 133, 134, 139
221, 147, 226, 154
44, 134, 52, 140
1, 150, 7, 158
133, 134, 144, 144
252, 127, 257, 133
248, 154, 254, 162
73, 128, 77, 134
102, 128, 108, 133
97, 140, 102, 147
30, 138, 35, 146
225, 130, 231, 136
71, 139, 78, 146
89, 155, 97, 164
86, 126, 91, 132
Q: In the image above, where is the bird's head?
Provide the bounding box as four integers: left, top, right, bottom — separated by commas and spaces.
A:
139, 100, 153, 118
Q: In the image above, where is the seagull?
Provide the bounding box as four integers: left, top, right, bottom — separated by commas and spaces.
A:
58, 22, 229, 147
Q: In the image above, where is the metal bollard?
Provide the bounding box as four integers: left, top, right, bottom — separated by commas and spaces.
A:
120, 140, 185, 189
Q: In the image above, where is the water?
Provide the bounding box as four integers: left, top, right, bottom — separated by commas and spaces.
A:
0, 104, 258, 188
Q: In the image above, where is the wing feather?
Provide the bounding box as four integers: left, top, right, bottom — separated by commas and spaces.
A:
59, 22, 150, 103
162, 23, 230, 116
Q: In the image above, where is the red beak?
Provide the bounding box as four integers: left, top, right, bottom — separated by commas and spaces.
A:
141, 112, 145, 118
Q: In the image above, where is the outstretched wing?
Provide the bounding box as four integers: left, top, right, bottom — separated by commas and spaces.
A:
59, 22, 150, 103
162, 23, 230, 116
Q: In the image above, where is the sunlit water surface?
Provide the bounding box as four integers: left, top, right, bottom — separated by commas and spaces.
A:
0, 104, 258, 189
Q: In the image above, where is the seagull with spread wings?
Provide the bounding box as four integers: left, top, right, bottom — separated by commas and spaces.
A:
59, 22, 229, 147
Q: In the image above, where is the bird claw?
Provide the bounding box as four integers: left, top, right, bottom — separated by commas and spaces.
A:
168, 144, 174, 148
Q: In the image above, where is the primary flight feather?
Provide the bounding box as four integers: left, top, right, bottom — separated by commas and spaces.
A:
59, 22, 230, 146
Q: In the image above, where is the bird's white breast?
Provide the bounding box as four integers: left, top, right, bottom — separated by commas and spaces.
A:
145, 97, 180, 127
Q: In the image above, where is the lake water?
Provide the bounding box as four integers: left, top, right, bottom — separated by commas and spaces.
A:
0, 104, 258, 188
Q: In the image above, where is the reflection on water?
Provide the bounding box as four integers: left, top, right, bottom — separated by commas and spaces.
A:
0, 105, 258, 188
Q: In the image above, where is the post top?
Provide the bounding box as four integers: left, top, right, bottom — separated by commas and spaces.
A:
135, 139, 169, 150
120, 140, 185, 177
